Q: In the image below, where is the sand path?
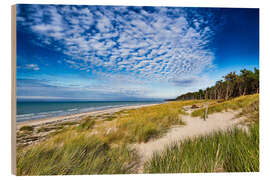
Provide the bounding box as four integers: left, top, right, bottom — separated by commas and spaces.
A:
133, 108, 245, 173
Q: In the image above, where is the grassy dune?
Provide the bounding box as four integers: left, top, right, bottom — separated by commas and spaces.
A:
16, 100, 199, 175
98, 102, 191, 143
144, 94, 259, 173
144, 123, 259, 173
90, 100, 207, 144
191, 94, 259, 118
16, 95, 259, 175
17, 132, 138, 175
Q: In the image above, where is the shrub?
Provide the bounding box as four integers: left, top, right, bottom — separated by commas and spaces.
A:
19, 126, 33, 132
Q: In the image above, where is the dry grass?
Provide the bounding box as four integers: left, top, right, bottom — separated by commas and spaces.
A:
17, 131, 138, 175
95, 101, 205, 144
191, 94, 259, 118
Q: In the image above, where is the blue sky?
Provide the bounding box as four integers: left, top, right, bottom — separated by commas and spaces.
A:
16, 5, 259, 101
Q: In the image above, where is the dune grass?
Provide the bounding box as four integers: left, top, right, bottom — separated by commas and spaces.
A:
144, 95, 259, 173
37, 125, 64, 133
19, 126, 34, 132
16, 131, 138, 175
97, 101, 203, 144
238, 99, 259, 124
144, 122, 259, 173
191, 94, 259, 118
77, 116, 95, 131
16, 101, 197, 175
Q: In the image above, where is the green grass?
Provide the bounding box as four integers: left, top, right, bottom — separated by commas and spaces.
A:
19, 126, 34, 132
77, 116, 95, 131
16, 131, 138, 175
191, 94, 259, 118
144, 123, 259, 173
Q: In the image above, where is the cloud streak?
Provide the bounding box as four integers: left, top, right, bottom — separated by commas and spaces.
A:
16, 78, 166, 101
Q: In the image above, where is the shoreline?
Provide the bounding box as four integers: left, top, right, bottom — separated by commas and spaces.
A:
16, 103, 161, 129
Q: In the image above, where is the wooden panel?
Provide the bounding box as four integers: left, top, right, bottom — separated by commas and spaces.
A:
11, 4, 16, 175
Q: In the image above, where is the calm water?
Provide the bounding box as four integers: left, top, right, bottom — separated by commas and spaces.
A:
16, 101, 162, 122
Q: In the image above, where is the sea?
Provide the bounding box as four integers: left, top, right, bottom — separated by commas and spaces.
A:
16, 101, 162, 122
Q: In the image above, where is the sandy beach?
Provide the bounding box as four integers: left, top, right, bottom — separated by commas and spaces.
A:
16, 103, 160, 129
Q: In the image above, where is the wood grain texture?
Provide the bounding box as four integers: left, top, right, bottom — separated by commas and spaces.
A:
11, 4, 16, 175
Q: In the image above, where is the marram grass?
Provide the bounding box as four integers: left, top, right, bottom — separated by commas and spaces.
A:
17, 100, 200, 175
191, 94, 259, 118
16, 131, 138, 175
144, 95, 259, 173
144, 123, 259, 173
96, 100, 204, 144
77, 116, 95, 131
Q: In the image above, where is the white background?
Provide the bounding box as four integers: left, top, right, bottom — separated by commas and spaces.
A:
0, 0, 269, 179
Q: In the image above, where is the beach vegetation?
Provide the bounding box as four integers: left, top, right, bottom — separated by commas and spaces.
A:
37, 126, 64, 133
16, 132, 138, 175
191, 94, 258, 118
59, 121, 79, 126
144, 96, 259, 173
77, 116, 95, 131
238, 98, 259, 124
103, 115, 117, 121
17, 130, 33, 139
19, 126, 34, 132
144, 123, 259, 173
95, 101, 195, 144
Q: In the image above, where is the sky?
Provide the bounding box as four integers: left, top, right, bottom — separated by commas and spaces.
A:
16, 5, 259, 101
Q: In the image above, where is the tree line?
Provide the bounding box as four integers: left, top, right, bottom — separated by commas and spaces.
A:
176, 68, 259, 101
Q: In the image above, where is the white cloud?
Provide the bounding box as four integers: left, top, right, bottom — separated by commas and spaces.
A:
25, 64, 40, 71
17, 5, 223, 99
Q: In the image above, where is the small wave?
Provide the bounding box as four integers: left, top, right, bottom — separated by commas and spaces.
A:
77, 105, 127, 113
17, 114, 48, 122
78, 107, 96, 113
37, 112, 51, 115
32, 114, 47, 118
17, 113, 35, 117
67, 108, 78, 112
49, 110, 64, 113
